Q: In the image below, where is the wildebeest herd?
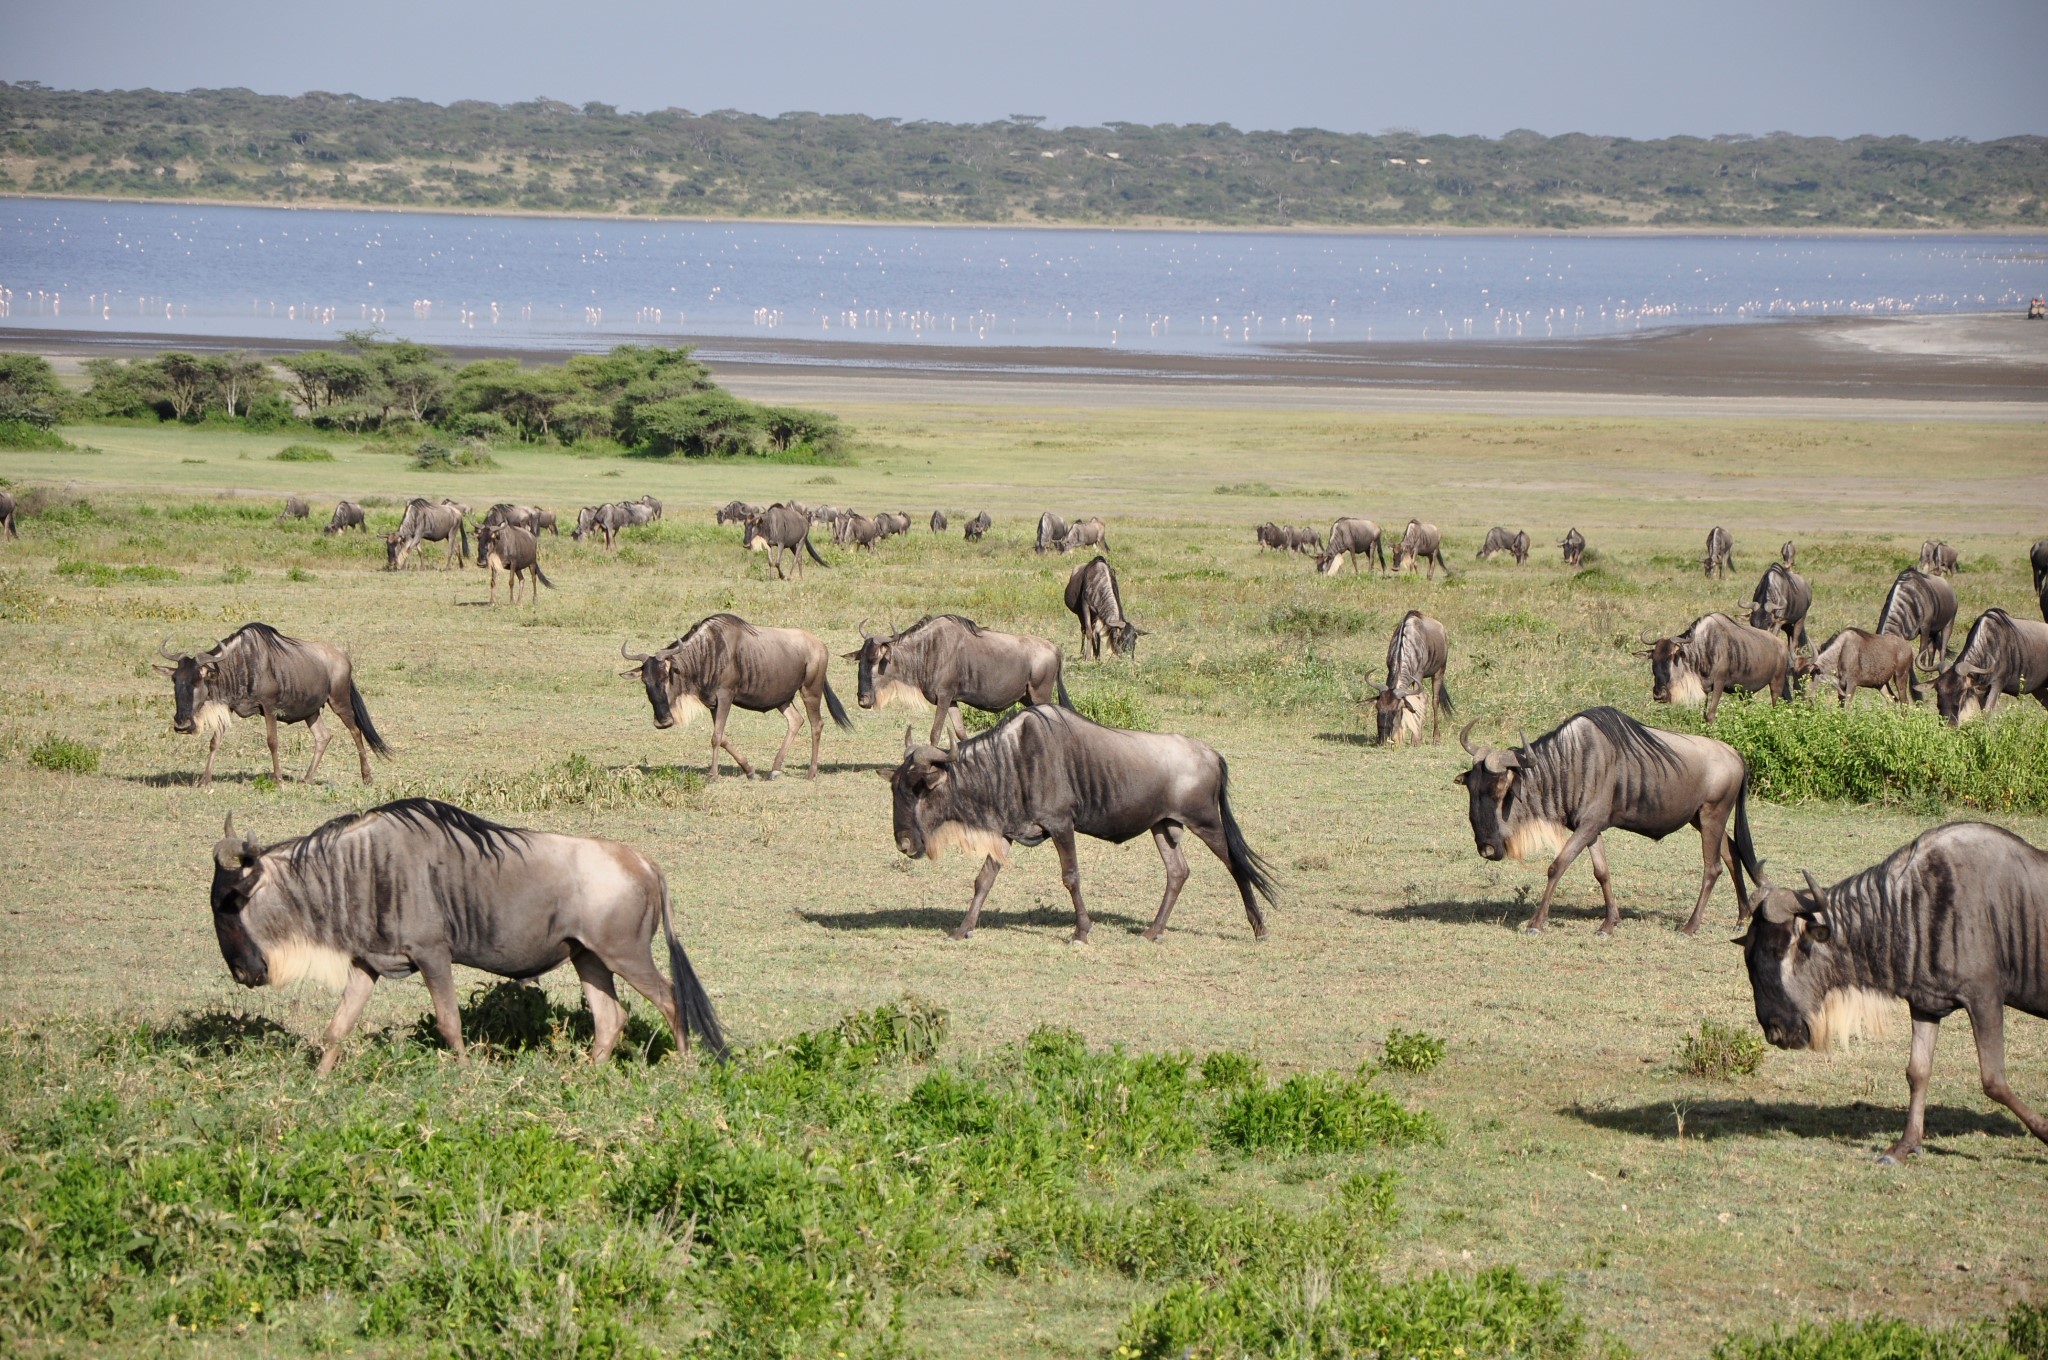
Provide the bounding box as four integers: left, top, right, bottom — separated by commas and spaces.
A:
41, 487, 2042, 1166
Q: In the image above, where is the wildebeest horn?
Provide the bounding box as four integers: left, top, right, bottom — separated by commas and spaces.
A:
1637, 629, 1658, 647
1800, 869, 1829, 910
223, 811, 235, 839
1457, 719, 1480, 756
903, 724, 916, 754
860, 617, 877, 641
620, 640, 650, 663
1518, 728, 1531, 753
159, 636, 182, 661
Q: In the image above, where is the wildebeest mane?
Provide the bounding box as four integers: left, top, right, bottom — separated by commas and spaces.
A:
286, 797, 530, 870
1876, 570, 1918, 637
900, 613, 983, 639
1531, 706, 1685, 775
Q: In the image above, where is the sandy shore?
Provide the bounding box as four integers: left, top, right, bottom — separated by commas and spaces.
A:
5, 313, 2043, 420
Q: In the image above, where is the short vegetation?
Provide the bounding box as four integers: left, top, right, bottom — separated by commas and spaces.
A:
1712, 1308, 2048, 1360
1675, 1020, 1768, 1080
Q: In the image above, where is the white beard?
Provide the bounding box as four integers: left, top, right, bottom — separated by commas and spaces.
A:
670, 693, 708, 729
1808, 985, 1898, 1051
263, 937, 353, 991
1956, 692, 1983, 724
873, 680, 934, 712
1396, 693, 1425, 745
1668, 668, 1706, 707
195, 701, 234, 740
924, 821, 1010, 863
1504, 817, 1569, 863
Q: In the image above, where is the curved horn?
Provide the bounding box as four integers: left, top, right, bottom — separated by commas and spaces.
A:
222, 811, 236, 839
1800, 869, 1829, 910
159, 636, 182, 661
620, 640, 650, 663
859, 617, 877, 641
1458, 719, 1480, 756
1518, 728, 1531, 753
1638, 629, 1659, 647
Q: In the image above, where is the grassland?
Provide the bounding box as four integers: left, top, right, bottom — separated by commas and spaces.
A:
2, 408, 2047, 1357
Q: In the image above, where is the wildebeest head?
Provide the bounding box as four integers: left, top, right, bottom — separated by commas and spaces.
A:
1109, 620, 1145, 657
1736, 871, 1846, 1051
1369, 681, 1422, 745
209, 812, 270, 987
383, 532, 402, 569
882, 728, 956, 858
620, 641, 687, 729
842, 621, 898, 709
1933, 658, 1991, 726
1452, 721, 1530, 862
155, 638, 221, 735
1638, 632, 1704, 707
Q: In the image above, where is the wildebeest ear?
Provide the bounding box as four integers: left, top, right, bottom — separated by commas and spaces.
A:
902, 725, 916, 754
841, 651, 861, 661
876, 767, 896, 782
152, 663, 176, 676
1452, 770, 1468, 786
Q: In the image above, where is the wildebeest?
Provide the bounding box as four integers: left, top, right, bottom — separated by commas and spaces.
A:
1918, 539, 1958, 576
482, 502, 550, 536
1476, 526, 1529, 564
573, 502, 631, 549
206, 801, 724, 1073
1256, 522, 1286, 551
619, 500, 658, 528
1703, 526, 1735, 578
716, 500, 764, 526
963, 510, 991, 542
1392, 519, 1447, 578
743, 503, 830, 580
156, 623, 390, 786
1317, 518, 1386, 575
1747, 562, 1813, 658
1876, 568, 1958, 669
282, 495, 310, 521
1369, 610, 1453, 745
635, 494, 663, 522
1780, 540, 1797, 567
476, 522, 554, 606
1799, 628, 1919, 706
1064, 555, 1145, 659
930, 509, 948, 533
623, 613, 851, 780
807, 504, 843, 526
875, 511, 913, 540
846, 614, 1070, 746
386, 497, 469, 569
1559, 527, 1586, 568
1456, 708, 1761, 936
1642, 613, 1791, 721
883, 707, 1277, 942
2031, 537, 2048, 594
2040, 578, 2048, 627
323, 500, 366, 535
1259, 523, 1320, 553
0, 489, 15, 540
1035, 511, 1071, 553
834, 511, 882, 551
1061, 516, 1109, 553
1737, 823, 2048, 1162
1933, 609, 2048, 726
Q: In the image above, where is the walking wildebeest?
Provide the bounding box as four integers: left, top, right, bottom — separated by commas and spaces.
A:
572, 503, 629, 549
963, 510, 991, 542
1456, 708, 1761, 936
386, 497, 469, 570
1737, 823, 2048, 1162
1476, 527, 1529, 564
1642, 613, 1791, 722
1317, 518, 1386, 575
1703, 526, 1735, 578
617, 500, 658, 528
1392, 520, 1447, 579
1798, 628, 1919, 706
1780, 540, 1797, 567
156, 623, 390, 786
1256, 522, 1286, 551
1369, 610, 1453, 745
282, 495, 309, 521
1876, 568, 1958, 669
883, 707, 1277, 942
0, 489, 15, 540
1933, 609, 2048, 726
1748, 562, 1813, 659
1061, 517, 1109, 553
930, 510, 948, 533
205, 801, 725, 1073
1559, 527, 1586, 568
1064, 555, 1145, 659
323, 500, 366, 535
476, 522, 554, 606
1918, 539, 1959, 576
1035, 511, 1071, 553
846, 614, 1070, 747
716, 500, 764, 526
744, 502, 830, 580
875, 511, 913, 540
635, 495, 663, 522
623, 613, 852, 780
2031, 536, 2048, 594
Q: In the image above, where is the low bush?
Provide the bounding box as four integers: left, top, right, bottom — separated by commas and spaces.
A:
410, 438, 497, 471
1675, 1019, 1768, 1080
1214, 1070, 1442, 1154
1380, 1027, 1446, 1074
1711, 1309, 2044, 1360
0, 419, 73, 451
28, 735, 100, 774
53, 560, 180, 587
270, 443, 335, 462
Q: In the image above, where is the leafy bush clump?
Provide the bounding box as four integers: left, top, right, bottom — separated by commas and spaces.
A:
1676, 1019, 1768, 1080
271, 443, 335, 462
1380, 1027, 1446, 1074
410, 438, 497, 471
1213, 481, 1281, 496
0, 419, 74, 450
54, 560, 180, 586
29, 735, 100, 774
1074, 685, 1154, 731
1214, 1070, 1441, 1154
1711, 1312, 2037, 1360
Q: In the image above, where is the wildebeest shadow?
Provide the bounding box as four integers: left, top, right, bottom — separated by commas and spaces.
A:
799, 903, 1154, 935
127, 770, 279, 788
143, 1007, 299, 1055
1362, 898, 1531, 929
1314, 732, 1373, 747
1566, 1097, 2029, 1152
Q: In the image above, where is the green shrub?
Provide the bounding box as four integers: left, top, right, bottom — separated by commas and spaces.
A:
410, 438, 497, 471
270, 443, 335, 462
1214, 1070, 1440, 1154
1264, 603, 1371, 638
382, 753, 704, 813
1381, 1027, 1446, 1074
54, 560, 180, 587
1712, 1316, 2025, 1360
29, 735, 100, 774
285, 566, 315, 582
0, 419, 73, 450
1676, 1020, 1767, 1080
1074, 685, 1154, 731
1200, 1050, 1265, 1089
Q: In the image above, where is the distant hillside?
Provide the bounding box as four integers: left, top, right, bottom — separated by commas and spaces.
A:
3, 82, 2044, 230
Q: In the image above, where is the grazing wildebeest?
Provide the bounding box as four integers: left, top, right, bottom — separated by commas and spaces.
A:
618, 500, 659, 528
623, 613, 852, 780
1061, 516, 1109, 553
930, 510, 948, 533
1316, 517, 1385, 575
835, 512, 882, 551
1642, 613, 1791, 722
743, 503, 830, 580
323, 500, 366, 535
531, 508, 557, 536
2031, 537, 2048, 594
1933, 609, 2048, 726
206, 801, 724, 1073
476, 522, 554, 606
1456, 708, 1761, 936
386, 497, 469, 569
1703, 526, 1736, 578
1035, 511, 1072, 553
1476, 526, 1529, 564
846, 614, 1070, 747
1876, 568, 1958, 669
482, 502, 549, 535
1559, 527, 1586, 568
1064, 555, 1145, 659
1737, 823, 2048, 1163
1369, 610, 1453, 745
1780, 540, 1797, 568
884, 708, 1277, 942
573, 503, 630, 549
1292, 525, 1324, 553
1392, 520, 1447, 579
1918, 539, 1958, 576
874, 511, 913, 540
1256, 522, 1286, 551
716, 500, 764, 526
156, 623, 390, 786
282, 495, 310, 521
1748, 562, 1813, 659
635, 495, 663, 522
1798, 628, 1919, 706
963, 511, 991, 542
0, 489, 15, 540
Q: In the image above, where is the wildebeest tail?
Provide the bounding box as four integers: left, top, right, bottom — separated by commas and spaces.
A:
658, 877, 728, 1062
347, 679, 392, 757
1435, 674, 1455, 716
1055, 668, 1074, 710
532, 560, 555, 590
803, 532, 829, 567
823, 679, 855, 731
1731, 774, 1763, 891
457, 517, 471, 564
1217, 757, 1279, 908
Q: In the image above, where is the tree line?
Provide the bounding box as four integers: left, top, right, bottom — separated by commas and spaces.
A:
3, 81, 2043, 229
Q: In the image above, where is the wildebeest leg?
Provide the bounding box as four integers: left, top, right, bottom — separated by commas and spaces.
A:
1703, 685, 1724, 723
951, 855, 1005, 939
1677, 804, 1732, 936
592, 940, 684, 1051
1965, 1000, 2048, 1150
1141, 824, 1190, 941
416, 953, 468, 1063
711, 697, 755, 779
1184, 818, 1267, 938
263, 710, 285, 783
1882, 1017, 1941, 1162
766, 702, 800, 779
1526, 827, 1599, 933
1586, 838, 1621, 936
314, 963, 377, 1076
929, 702, 955, 748
302, 712, 332, 783
1053, 828, 1092, 942
570, 947, 626, 1064
803, 692, 824, 779
200, 724, 222, 786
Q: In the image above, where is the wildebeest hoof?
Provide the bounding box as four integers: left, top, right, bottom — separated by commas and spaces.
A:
1594, 926, 1616, 938
1140, 927, 1163, 942
1069, 930, 1091, 944
758, 770, 780, 782
1522, 925, 1544, 935
947, 927, 973, 941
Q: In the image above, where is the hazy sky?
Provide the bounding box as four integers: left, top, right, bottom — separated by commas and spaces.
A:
7, 0, 2044, 140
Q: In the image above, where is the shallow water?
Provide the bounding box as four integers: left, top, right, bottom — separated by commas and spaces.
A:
1, 197, 2042, 354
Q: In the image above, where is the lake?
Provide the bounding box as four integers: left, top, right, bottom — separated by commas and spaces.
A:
1, 197, 2042, 355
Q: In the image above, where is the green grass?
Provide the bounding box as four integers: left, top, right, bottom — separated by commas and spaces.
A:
27, 734, 100, 774
1675, 1020, 1768, 1081
270, 443, 335, 463
1711, 1308, 2048, 1360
